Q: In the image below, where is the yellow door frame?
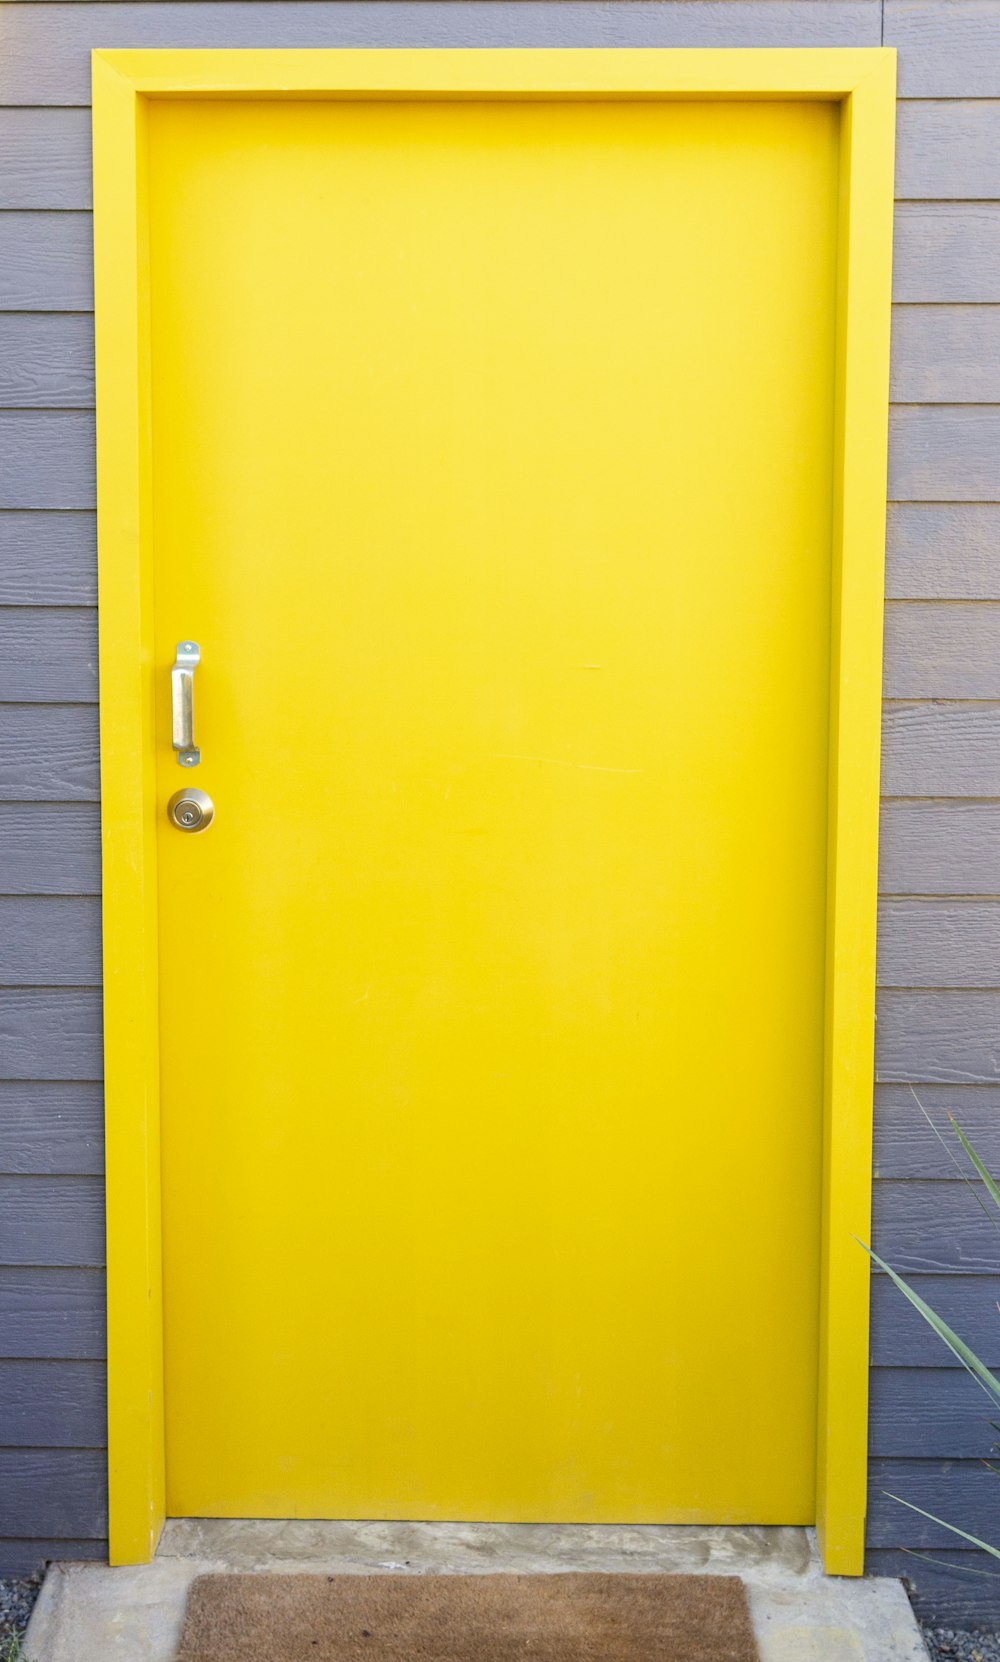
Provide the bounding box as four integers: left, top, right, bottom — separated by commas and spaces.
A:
92, 45, 895, 1572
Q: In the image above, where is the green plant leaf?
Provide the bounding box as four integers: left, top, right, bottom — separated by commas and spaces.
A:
950, 1116, 1000, 1215
885, 1492, 1000, 1559
910, 1090, 1000, 1237
862, 1243, 1000, 1409
901, 1548, 1000, 1581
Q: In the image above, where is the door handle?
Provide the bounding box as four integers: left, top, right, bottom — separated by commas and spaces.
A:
172, 641, 201, 767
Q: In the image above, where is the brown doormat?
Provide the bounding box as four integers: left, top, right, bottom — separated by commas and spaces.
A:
176, 1572, 760, 1662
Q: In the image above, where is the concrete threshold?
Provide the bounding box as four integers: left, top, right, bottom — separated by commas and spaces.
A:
24, 1520, 929, 1662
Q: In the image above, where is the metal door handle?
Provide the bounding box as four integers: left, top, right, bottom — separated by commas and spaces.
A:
172, 641, 201, 767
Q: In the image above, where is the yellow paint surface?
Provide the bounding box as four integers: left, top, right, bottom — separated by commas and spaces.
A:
150, 96, 839, 1523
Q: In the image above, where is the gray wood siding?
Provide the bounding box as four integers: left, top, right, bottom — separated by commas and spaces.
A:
884, 604, 1000, 698
0, 610, 98, 703
0, 1362, 106, 1448
874, 1086, 1000, 1177
0, 515, 97, 606
886, 506, 1000, 599
0, 1178, 105, 1267
0, 1084, 104, 1175
893, 206, 1000, 303
0, 0, 996, 1618
0, 1270, 106, 1360
0, 805, 102, 894
0, 317, 95, 408
0, 216, 93, 311
880, 801, 1000, 892
0, 902, 102, 986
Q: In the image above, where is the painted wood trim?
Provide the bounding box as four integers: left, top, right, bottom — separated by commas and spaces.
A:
815, 49, 896, 1576
92, 44, 889, 98
92, 44, 895, 1572
92, 50, 164, 1567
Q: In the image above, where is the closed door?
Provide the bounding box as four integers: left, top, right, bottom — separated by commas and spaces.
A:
151, 93, 838, 1523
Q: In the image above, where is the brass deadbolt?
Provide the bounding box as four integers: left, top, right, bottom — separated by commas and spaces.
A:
167, 787, 215, 833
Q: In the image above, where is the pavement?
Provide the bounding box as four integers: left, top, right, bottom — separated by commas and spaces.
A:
24, 1519, 930, 1662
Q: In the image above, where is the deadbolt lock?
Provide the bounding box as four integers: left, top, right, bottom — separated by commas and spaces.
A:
167, 787, 215, 833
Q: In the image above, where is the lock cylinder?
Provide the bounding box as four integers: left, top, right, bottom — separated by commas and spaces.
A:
167, 787, 215, 833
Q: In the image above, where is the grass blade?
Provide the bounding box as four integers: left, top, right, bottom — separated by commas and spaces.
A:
901, 1548, 1000, 1581
885, 1493, 1000, 1559
863, 1244, 1000, 1409
951, 1116, 1000, 1216
909, 1089, 1000, 1237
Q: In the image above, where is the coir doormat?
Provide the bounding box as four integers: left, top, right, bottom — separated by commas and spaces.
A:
175, 1571, 760, 1662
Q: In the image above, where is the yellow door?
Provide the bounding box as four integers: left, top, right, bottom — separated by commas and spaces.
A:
151, 93, 838, 1524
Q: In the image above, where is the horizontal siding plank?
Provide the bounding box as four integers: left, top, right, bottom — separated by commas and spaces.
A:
876, 989, 1000, 1084
0, 413, 94, 510
871, 1269, 1000, 1365
0, 989, 102, 1081
0, 1360, 106, 1448
868, 1459, 1000, 1549
870, 1367, 1000, 1458
0, 112, 92, 212
0, 898, 102, 987
896, 101, 1000, 201
877, 898, 1000, 987
886, 505, 1000, 600
0, 1535, 104, 1575
893, 204, 1000, 305
0, 608, 97, 704
0, 513, 97, 607
0, 707, 100, 802
0, 804, 101, 895
873, 1179, 1000, 1271
867, 1548, 1000, 1628
888, 0, 1000, 99
884, 602, 1000, 699
874, 1084, 1000, 1178
0, 3, 881, 105
0, 214, 93, 313
0, 1176, 104, 1268
0, 1082, 103, 1175
0, 1538, 105, 1577
879, 801, 1000, 894
0, 1268, 104, 1360
0, 317, 94, 410
889, 407, 1000, 503
882, 704, 1000, 798
0, 1448, 106, 1539
890, 307, 1000, 404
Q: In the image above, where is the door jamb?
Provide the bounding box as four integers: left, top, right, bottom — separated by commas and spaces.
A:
92, 45, 896, 1573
